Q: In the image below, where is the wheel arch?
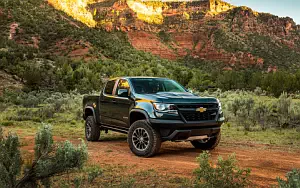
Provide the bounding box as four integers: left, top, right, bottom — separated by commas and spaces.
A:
129, 109, 150, 126
84, 106, 96, 121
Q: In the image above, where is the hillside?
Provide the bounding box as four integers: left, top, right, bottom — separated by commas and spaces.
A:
1, 0, 300, 96
49, 0, 300, 70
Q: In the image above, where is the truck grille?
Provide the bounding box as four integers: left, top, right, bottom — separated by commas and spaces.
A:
177, 103, 218, 122
177, 104, 218, 109
181, 111, 217, 121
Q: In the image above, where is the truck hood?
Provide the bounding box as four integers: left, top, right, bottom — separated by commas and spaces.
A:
135, 92, 218, 104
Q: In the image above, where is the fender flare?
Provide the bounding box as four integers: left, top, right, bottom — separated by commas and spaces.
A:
84, 106, 96, 122
129, 109, 151, 125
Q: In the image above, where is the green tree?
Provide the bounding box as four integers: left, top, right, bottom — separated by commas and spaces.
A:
0, 125, 88, 188
188, 71, 214, 91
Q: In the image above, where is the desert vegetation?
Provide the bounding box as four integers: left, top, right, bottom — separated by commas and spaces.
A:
194, 151, 251, 188
1, 0, 300, 97
0, 124, 90, 188
1, 0, 300, 187
1, 118, 299, 187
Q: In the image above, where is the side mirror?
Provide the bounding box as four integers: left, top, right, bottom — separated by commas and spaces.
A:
117, 89, 129, 97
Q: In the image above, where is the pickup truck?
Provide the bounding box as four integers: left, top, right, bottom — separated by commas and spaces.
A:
83, 77, 224, 157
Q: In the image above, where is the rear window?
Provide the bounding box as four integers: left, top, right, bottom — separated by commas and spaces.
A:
104, 80, 115, 95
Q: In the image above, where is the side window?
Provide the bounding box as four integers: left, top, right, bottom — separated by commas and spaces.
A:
104, 80, 115, 95
116, 79, 130, 97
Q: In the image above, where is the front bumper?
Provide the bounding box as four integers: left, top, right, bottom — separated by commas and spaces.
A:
149, 119, 223, 141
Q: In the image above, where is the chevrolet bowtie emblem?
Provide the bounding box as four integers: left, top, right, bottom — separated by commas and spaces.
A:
196, 107, 207, 113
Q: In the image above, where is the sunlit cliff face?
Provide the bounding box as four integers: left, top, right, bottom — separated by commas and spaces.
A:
48, 0, 165, 26
48, 0, 96, 27
47, 0, 234, 27
127, 0, 164, 24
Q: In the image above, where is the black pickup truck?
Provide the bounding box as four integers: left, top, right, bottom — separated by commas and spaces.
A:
83, 77, 224, 157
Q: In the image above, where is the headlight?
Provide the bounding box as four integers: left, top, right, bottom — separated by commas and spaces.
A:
153, 103, 178, 114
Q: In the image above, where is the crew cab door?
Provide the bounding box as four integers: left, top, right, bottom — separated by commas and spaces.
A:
99, 80, 117, 125
110, 79, 133, 128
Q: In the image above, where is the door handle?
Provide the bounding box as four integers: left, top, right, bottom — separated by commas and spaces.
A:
112, 100, 116, 103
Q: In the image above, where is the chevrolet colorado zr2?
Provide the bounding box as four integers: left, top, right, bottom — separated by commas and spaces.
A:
83, 77, 224, 157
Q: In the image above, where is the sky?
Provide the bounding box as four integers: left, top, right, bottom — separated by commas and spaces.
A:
226, 0, 300, 24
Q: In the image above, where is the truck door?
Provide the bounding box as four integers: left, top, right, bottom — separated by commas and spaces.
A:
99, 80, 117, 126
111, 79, 133, 129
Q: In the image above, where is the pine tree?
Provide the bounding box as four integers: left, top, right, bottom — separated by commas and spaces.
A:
0, 124, 88, 188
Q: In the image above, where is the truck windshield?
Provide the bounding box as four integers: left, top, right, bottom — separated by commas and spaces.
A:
131, 78, 187, 94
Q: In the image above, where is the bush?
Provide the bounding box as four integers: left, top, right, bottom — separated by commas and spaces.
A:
8, 108, 36, 122
254, 87, 264, 96
226, 94, 255, 131
0, 127, 22, 188
277, 169, 300, 188
87, 165, 103, 184
252, 102, 271, 130
194, 151, 251, 188
0, 124, 88, 188
277, 92, 292, 128
227, 97, 243, 117
158, 30, 171, 43
37, 105, 56, 119
8, 106, 56, 122
4, 90, 84, 122
290, 103, 300, 127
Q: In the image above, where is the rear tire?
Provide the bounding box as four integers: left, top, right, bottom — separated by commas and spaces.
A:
191, 131, 221, 150
128, 120, 161, 157
85, 116, 100, 141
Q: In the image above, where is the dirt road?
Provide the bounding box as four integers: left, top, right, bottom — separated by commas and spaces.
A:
19, 133, 300, 187
87, 136, 300, 187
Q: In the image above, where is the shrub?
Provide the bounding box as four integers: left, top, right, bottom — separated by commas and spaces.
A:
243, 96, 255, 116
252, 102, 271, 130
20, 95, 40, 108
0, 124, 88, 188
194, 151, 251, 188
120, 177, 136, 188
37, 105, 56, 119
227, 97, 243, 117
277, 92, 292, 128
8, 108, 53, 122
290, 103, 300, 127
0, 127, 22, 188
254, 87, 263, 96
277, 169, 300, 188
0, 101, 8, 111
0, 121, 14, 127
8, 108, 36, 122
158, 30, 171, 43
87, 165, 103, 184
226, 94, 255, 131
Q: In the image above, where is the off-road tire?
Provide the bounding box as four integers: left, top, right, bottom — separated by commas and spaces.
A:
191, 131, 221, 150
85, 116, 100, 141
128, 120, 161, 157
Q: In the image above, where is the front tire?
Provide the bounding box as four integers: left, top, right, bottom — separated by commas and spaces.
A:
191, 131, 221, 150
85, 116, 100, 141
128, 120, 161, 157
